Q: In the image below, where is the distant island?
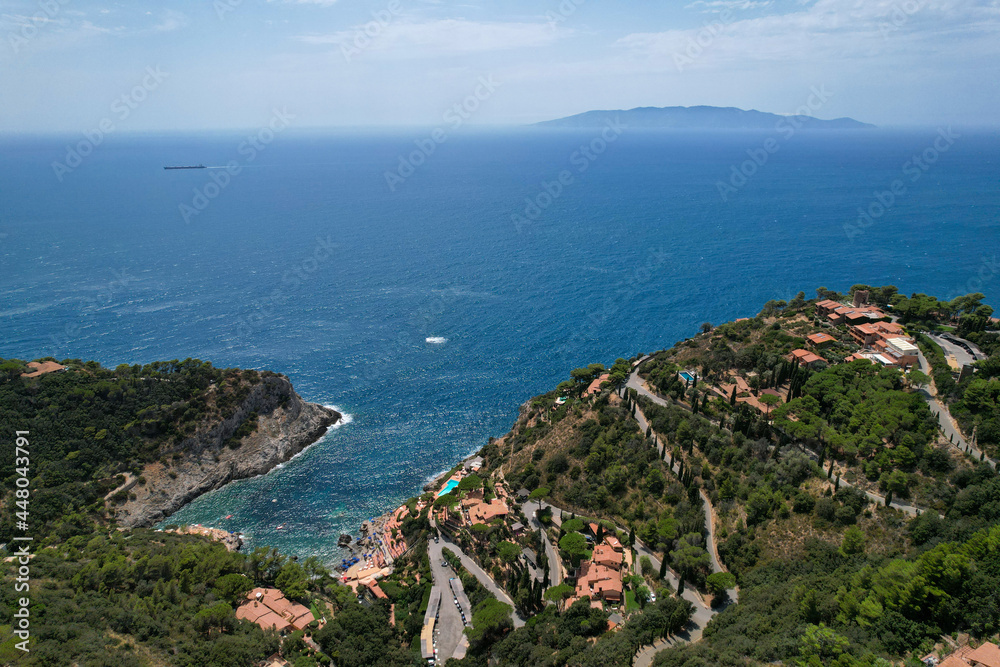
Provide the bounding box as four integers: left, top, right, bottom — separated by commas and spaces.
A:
536, 105, 875, 130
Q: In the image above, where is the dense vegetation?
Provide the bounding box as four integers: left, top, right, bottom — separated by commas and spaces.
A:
0, 529, 349, 666
3, 284, 997, 666
0, 357, 280, 544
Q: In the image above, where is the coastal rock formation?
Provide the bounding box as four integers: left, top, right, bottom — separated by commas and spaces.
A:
114, 375, 340, 528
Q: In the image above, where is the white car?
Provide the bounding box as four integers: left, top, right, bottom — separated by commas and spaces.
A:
649, 592, 657, 602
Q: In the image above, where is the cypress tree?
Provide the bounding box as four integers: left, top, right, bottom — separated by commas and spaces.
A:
835, 475, 840, 492
677, 576, 685, 596
730, 386, 737, 406
659, 555, 668, 579
885, 490, 892, 507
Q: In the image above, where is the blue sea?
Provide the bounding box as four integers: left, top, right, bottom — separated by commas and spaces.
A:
2, 127, 998, 562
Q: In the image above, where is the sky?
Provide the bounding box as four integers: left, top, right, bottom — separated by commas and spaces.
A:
1, 0, 999, 132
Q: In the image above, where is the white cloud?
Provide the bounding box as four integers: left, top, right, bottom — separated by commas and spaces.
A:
148, 10, 188, 33
297, 18, 564, 57
684, 0, 775, 13
618, 0, 1000, 68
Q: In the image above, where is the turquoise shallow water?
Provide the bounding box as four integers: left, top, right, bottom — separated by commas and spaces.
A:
1, 128, 997, 562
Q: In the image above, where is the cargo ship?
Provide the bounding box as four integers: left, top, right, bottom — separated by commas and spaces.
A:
163, 165, 206, 170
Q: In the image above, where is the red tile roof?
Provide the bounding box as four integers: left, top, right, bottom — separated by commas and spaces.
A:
790, 349, 824, 365
806, 332, 836, 345
237, 588, 313, 633
585, 373, 611, 396
592, 544, 622, 569
968, 642, 1000, 667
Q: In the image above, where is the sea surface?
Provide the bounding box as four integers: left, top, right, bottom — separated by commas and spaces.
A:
2, 127, 998, 562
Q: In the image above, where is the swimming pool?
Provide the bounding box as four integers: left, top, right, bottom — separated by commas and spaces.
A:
679, 371, 695, 382
437, 479, 460, 497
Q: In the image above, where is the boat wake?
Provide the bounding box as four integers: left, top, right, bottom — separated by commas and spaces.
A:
425, 336, 447, 344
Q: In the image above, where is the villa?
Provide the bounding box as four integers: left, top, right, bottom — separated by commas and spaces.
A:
236, 588, 314, 634
789, 349, 826, 367
468, 498, 509, 525
565, 535, 626, 607
585, 373, 611, 396
935, 642, 1000, 667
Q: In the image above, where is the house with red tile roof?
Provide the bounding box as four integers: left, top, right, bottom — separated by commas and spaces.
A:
585, 373, 611, 396
967, 642, 1000, 667
592, 544, 623, 570
806, 332, 836, 348
366, 581, 388, 600
850, 323, 880, 347
468, 498, 509, 525
815, 300, 843, 317
236, 588, 314, 634
789, 349, 825, 367
936, 642, 1000, 667
574, 561, 623, 603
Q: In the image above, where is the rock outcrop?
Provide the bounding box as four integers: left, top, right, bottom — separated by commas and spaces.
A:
114, 375, 340, 528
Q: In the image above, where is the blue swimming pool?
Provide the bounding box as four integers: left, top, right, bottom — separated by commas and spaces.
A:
679, 371, 695, 382
437, 479, 459, 497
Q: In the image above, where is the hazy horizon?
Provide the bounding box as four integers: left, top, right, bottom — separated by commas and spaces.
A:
3, 0, 1000, 134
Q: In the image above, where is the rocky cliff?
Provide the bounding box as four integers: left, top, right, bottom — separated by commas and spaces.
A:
114, 375, 340, 528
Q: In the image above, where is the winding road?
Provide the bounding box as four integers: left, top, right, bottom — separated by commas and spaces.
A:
916, 347, 997, 470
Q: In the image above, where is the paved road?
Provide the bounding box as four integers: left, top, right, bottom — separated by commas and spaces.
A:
630, 360, 929, 517
625, 387, 740, 603
528, 508, 562, 590
915, 348, 997, 470
538, 494, 719, 667
931, 333, 983, 366
427, 537, 470, 663
435, 533, 527, 629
